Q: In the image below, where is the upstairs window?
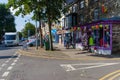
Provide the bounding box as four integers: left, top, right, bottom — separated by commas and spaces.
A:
80, 15, 84, 24
94, 9, 99, 21
80, 1, 85, 9
72, 4, 77, 13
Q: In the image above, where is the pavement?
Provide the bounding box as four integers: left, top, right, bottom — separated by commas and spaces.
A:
17, 43, 120, 60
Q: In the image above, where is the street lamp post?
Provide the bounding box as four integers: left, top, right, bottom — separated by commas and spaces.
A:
1, 20, 5, 35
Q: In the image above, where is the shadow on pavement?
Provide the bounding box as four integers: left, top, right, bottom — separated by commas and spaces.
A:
53, 48, 61, 51
0, 46, 20, 50
75, 51, 89, 55
0, 55, 17, 59
0, 47, 12, 50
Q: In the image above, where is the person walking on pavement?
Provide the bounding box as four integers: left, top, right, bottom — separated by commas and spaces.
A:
65, 35, 69, 49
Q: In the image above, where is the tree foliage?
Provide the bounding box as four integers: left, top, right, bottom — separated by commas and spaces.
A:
0, 4, 16, 39
22, 22, 35, 38
18, 31, 23, 40
7, 0, 66, 50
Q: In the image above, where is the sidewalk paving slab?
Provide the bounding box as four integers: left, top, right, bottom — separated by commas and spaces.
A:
17, 44, 120, 60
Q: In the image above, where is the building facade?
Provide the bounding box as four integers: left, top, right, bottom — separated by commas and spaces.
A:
62, 0, 120, 55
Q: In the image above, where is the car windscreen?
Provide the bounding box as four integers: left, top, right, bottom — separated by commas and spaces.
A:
5, 35, 16, 40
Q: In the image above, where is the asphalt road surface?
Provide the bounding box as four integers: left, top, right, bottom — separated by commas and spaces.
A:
0, 46, 120, 80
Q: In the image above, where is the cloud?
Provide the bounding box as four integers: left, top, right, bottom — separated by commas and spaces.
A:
10, 7, 19, 15
16, 26, 24, 32
9, 7, 35, 32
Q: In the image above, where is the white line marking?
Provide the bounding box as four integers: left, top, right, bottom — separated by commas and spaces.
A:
5, 60, 9, 63
13, 53, 16, 56
14, 60, 18, 62
69, 63, 111, 66
61, 63, 119, 72
11, 63, 16, 66
60, 64, 76, 71
76, 63, 119, 70
1, 64, 6, 67
2, 72, 9, 77
7, 66, 13, 70
16, 58, 19, 60
18, 54, 21, 58
0, 79, 5, 80
8, 58, 12, 61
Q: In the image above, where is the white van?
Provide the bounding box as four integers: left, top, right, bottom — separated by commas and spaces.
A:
4, 32, 19, 46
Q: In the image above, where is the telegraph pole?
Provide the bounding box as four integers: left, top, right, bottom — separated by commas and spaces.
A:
36, 12, 38, 50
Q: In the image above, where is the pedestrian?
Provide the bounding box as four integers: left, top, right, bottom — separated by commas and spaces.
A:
65, 35, 69, 49
22, 40, 28, 50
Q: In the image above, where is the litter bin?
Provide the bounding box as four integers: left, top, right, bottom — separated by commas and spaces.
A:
44, 41, 49, 50
44, 35, 50, 50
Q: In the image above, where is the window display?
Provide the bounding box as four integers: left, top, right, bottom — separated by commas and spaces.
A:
103, 25, 110, 48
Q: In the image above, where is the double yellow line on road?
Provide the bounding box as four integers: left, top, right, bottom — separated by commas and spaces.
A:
99, 70, 120, 80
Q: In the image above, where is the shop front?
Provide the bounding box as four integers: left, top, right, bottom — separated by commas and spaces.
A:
77, 20, 120, 55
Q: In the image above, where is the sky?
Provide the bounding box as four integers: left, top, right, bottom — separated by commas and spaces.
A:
0, 0, 36, 32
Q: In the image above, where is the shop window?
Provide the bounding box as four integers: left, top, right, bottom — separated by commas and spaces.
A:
75, 31, 82, 43
66, 16, 72, 28
66, 17, 68, 28
103, 25, 110, 48
89, 24, 110, 48
68, 16, 72, 27
88, 25, 100, 46
73, 15, 77, 26
81, 27, 88, 47
98, 25, 103, 47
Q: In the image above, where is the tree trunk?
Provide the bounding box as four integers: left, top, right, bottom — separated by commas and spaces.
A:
39, 20, 43, 48
48, 18, 53, 51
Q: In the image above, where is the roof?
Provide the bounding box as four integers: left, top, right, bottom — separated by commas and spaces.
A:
5, 32, 17, 35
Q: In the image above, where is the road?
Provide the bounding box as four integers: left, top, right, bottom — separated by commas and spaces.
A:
0, 46, 120, 80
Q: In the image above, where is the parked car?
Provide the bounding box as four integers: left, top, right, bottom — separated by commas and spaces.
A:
27, 39, 40, 47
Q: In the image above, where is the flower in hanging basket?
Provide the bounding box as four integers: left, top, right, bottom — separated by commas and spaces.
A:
99, 24, 103, 28
92, 26, 95, 29
74, 27, 77, 31
77, 27, 80, 31
96, 25, 99, 29
105, 25, 109, 29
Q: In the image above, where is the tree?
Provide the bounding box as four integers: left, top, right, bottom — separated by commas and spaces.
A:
0, 4, 16, 40
45, 0, 65, 50
22, 22, 35, 38
7, 0, 66, 51
18, 31, 23, 40
7, 0, 45, 48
